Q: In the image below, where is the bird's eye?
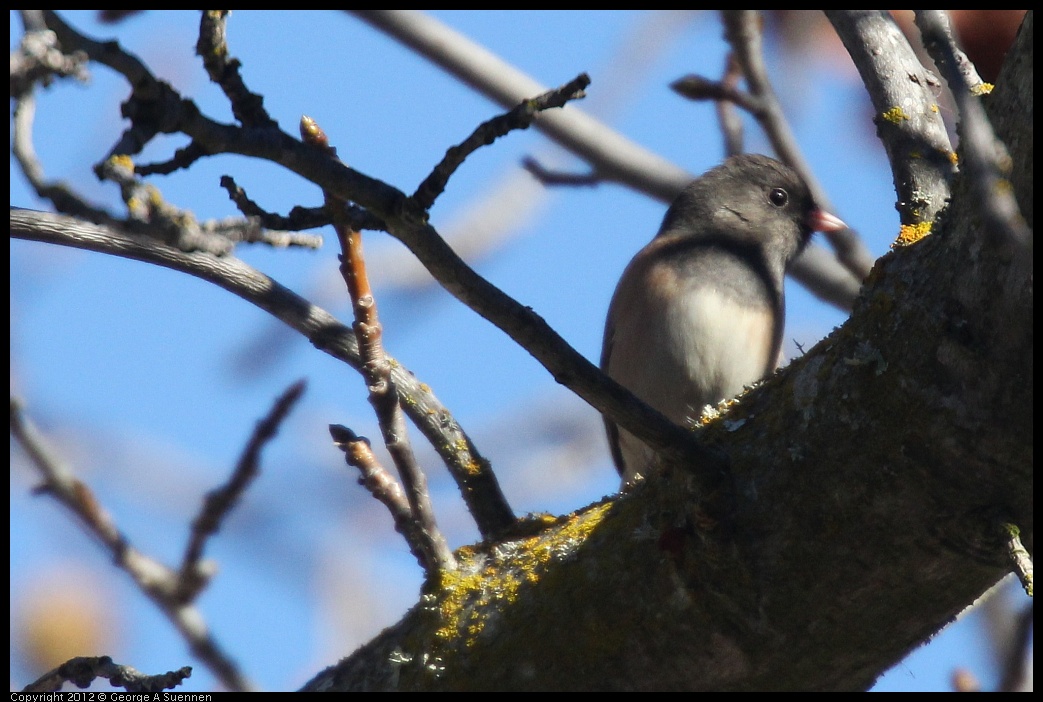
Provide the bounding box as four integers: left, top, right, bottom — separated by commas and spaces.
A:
769, 188, 789, 207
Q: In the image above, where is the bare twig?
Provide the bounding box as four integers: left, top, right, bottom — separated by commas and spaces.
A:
180, 380, 307, 597
302, 116, 457, 573
717, 53, 747, 156
412, 73, 590, 210
95, 154, 235, 255
13, 70, 315, 252
195, 10, 277, 129
670, 68, 764, 117
11, 208, 510, 538
11, 13, 89, 97
12, 91, 117, 223
351, 10, 692, 202
671, 53, 751, 162
520, 157, 600, 187
329, 424, 434, 572
205, 214, 325, 249
10, 397, 254, 692
23, 656, 191, 694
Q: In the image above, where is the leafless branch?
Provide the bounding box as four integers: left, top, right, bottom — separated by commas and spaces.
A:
721, 10, 875, 285
195, 9, 277, 129
301, 115, 458, 573
10, 396, 254, 691
22, 656, 191, 694
351, 10, 691, 202
914, 10, 1031, 251
180, 380, 307, 597
826, 11, 957, 231
11, 207, 511, 539
412, 73, 591, 210
330, 424, 436, 572
10, 12, 89, 97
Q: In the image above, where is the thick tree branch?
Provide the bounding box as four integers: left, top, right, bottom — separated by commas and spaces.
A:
302, 13, 1033, 691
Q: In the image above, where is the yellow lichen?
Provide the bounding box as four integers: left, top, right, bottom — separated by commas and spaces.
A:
892, 222, 932, 248
107, 154, 135, 170
426, 503, 614, 651
881, 106, 910, 124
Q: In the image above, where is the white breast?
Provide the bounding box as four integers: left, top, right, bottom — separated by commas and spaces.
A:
606, 276, 777, 481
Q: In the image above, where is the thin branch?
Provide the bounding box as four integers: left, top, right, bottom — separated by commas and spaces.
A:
351, 10, 692, 202
95, 154, 234, 255
412, 73, 590, 210
352, 9, 863, 312
10, 397, 254, 692
22, 656, 191, 694
13, 79, 314, 253
520, 157, 600, 187
219, 174, 328, 230
329, 424, 434, 572
204, 214, 325, 249
180, 380, 307, 597
10, 14, 89, 97
303, 116, 458, 573
914, 10, 1031, 251
670, 70, 764, 116
11, 207, 512, 539
722, 10, 875, 284
825, 11, 957, 229
195, 10, 277, 129
716, 53, 747, 156
12, 91, 117, 223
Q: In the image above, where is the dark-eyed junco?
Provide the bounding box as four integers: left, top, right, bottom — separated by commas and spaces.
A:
601, 153, 846, 483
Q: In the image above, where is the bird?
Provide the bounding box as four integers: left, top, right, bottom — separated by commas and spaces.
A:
601, 153, 846, 484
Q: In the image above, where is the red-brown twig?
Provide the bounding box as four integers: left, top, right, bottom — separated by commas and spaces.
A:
329, 424, 434, 572
302, 116, 456, 574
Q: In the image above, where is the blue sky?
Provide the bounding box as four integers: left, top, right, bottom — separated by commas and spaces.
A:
10, 10, 1024, 692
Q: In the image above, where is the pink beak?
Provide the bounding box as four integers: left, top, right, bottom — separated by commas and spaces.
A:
808, 209, 847, 233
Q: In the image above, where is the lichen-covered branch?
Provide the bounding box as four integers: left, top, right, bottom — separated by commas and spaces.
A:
825, 10, 957, 229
